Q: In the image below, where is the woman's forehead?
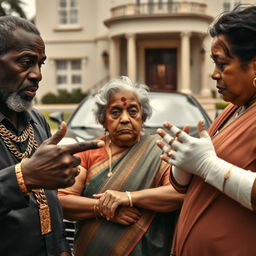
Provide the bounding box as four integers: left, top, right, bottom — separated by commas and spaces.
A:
108, 90, 139, 104
211, 35, 231, 56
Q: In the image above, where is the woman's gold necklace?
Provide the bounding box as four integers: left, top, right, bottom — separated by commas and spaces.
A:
107, 138, 113, 177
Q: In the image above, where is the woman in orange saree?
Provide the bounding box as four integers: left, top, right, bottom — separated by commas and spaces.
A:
58, 76, 183, 256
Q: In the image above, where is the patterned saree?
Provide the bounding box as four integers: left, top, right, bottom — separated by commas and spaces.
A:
74, 135, 176, 256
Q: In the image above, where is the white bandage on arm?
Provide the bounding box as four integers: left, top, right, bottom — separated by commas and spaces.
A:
224, 166, 256, 210
205, 158, 256, 210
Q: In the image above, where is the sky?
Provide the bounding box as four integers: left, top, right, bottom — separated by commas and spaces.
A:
21, 0, 36, 19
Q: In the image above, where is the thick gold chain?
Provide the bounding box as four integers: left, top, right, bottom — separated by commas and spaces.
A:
0, 123, 38, 159
33, 188, 49, 205
0, 121, 50, 234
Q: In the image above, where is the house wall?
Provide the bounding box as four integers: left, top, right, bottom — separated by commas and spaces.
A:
35, 0, 256, 101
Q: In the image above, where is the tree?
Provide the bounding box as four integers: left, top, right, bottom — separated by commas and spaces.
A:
0, 0, 27, 18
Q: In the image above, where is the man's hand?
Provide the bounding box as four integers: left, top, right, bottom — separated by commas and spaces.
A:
22, 122, 104, 190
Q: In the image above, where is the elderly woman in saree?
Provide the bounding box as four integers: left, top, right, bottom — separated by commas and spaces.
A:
58, 76, 183, 256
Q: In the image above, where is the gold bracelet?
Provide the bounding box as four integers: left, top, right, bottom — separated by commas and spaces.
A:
15, 162, 32, 196
125, 191, 133, 207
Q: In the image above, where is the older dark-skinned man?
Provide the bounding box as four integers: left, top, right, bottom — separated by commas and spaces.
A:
0, 16, 103, 256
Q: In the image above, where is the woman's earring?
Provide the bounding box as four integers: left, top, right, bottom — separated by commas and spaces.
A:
253, 77, 256, 88
104, 129, 109, 136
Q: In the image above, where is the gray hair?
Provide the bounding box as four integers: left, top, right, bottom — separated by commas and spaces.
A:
0, 16, 40, 56
94, 76, 152, 125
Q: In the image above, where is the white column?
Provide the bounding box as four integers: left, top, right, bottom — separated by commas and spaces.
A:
126, 33, 136, 81
109, 37, 120, 78
180, 31, 191, 94
200, 36, 211, 96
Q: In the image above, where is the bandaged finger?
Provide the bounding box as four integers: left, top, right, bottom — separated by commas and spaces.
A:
163, 133, 174, 145
162, 144, 170, 153
168, 125, 182, 137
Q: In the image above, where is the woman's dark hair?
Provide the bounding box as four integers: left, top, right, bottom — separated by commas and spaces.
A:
0, 16, 40, 56
209, 5, 256, 66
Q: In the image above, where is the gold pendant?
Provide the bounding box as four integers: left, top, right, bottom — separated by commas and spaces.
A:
107, 172, 113, 177
39, 204, 52, 235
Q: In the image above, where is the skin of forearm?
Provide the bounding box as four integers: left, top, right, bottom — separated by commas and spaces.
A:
131, 185, 184, 212
59, 195, 97, 220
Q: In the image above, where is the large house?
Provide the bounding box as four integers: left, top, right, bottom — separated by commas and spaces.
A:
35, 0, 256, 102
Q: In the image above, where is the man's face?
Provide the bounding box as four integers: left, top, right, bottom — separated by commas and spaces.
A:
0, 28, 46, 112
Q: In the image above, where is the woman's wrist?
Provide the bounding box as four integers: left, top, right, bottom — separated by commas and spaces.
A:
93, 200, 100, 219
125, 191, 133, 207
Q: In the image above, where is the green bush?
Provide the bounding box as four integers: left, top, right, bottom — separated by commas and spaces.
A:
41, 92, 58, 104
41, 89, 87, 104
69, 88, 87, 103
57, 89, 71, 103
215, 101, 230, 109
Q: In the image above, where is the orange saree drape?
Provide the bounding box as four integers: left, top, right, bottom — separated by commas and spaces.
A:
74, 135, 176, 256
173, 104, 256, 256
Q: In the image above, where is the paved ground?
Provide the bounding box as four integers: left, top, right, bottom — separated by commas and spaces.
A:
34, 104, 78, 113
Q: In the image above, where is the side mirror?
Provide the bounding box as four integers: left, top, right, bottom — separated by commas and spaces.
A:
49, 112, 64, 128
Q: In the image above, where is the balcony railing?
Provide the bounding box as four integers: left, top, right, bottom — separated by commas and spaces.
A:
111, 2, 207, 18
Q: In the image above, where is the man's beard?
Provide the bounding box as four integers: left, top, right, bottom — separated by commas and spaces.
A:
6, 92, 33, 112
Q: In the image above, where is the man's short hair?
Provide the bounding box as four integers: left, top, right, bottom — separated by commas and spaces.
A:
0, 16, 40, 56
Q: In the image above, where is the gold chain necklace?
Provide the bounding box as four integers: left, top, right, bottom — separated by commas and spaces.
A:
0, 123, 38, 159
107, 137, 113, 177
0, 122, 51, 235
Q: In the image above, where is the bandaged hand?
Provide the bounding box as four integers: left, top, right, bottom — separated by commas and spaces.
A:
157, 121, 225, 182
157, 140, 192, 187
157, 121, 256, 210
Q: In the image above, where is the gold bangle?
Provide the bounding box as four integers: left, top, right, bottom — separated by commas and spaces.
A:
125, 191, 133, 207
15, 162, 32, 196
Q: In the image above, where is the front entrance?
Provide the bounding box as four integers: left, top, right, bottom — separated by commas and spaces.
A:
145, 48, 177, 91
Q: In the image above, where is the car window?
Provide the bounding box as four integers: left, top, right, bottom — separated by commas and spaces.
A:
69, 97, 101, 128
145, 93, 208, 127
